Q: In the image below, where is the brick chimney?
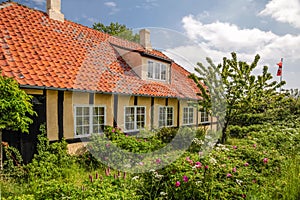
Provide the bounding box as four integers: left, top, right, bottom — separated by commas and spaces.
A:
47, 0, 64, 22
139, 29, 152, 50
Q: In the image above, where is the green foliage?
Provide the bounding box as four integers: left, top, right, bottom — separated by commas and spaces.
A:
92, 22, 140, 42
25, 127, 76, 182
3, 145, 25, 178
0, 74, 35, 132
190, 52, 286, 143
1, 118, 299, 199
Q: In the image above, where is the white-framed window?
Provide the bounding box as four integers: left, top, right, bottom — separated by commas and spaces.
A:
200, 111, 210, 123
147, 60, 167, 81
183, 107, 194, 125
159, 106, 174, 127
124, 106, 146, 131
74, 105, 105, 137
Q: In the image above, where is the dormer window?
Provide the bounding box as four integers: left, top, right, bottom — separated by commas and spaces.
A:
148, 61, 167, 81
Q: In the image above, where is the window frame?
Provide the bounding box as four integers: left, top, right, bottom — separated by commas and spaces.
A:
147, 60, 167, 81
200, 110, 210, 123
158, 106, 174, 127
124, 106, 146, 132
74, 105, 106, 138
183, 107, 194, 125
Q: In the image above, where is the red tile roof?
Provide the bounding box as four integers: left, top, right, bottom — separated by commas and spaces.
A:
0, 2, 200, 99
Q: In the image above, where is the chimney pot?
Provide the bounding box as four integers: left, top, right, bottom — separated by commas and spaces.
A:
139, 29, 152, 50
47, 0, 64, 22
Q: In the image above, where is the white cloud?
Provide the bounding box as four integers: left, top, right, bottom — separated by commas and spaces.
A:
176, 15, 300, 89
104, 2, 117, 8
104, 1, 119, 15
259, 0, 300, 29
182, 15, 277, 53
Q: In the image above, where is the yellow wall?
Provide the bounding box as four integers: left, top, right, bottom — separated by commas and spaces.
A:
95, 93, 113, 126
23, 89, 44, 95
117, 95, 134, 131
153, 97, 165, 128
168, 98, 178, 127
63, 91, 74, 139
46, 90, 58, 141
138, 96, 151, 130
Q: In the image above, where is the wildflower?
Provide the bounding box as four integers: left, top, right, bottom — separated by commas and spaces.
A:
242, 194, 246, 199
160, 192, 168, 196
233, 145, 237, 149
186, 157, 191, 162
199, 151, 204, 157
195, 181, 202, 186
175, 181, 181, 187
105, 167, 110, 176
132, 176, 139, 180
205, 165, 209, 170
154, 173, 164, 179
236, 179, 243, 185
112, 129, 115, 133
195, 161, 202, 168
232, 167, 237, 172
139, 162, 144, 166
253, 144, 257, 148
244, 162, 249, 167
209, 157, 217, 165
106, 143, 110, 147
227, 173, 232, 178
156, 158, 161, 164
183, 175, 189, 183
89, 175, 93, 182
263, 158, 268, 164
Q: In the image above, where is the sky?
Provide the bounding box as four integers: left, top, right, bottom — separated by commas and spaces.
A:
1, 0, 300, 89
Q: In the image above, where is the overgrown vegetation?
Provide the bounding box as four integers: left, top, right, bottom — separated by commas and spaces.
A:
0, 53, 299, 199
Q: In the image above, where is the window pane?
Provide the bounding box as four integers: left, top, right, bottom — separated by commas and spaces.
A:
161, 65, 166, 80
76, 117, 82, 125
76, 127, 82, 136
76, 107, 82, 115
83, 126, 90, 135
83, 107, 89, 115
148, 61, 153, 78
155, 63, 160, 79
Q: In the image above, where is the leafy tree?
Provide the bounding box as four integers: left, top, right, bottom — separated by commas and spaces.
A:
92, 22, 140, 42
189, 52, 285, 143
0, 74, 35, 169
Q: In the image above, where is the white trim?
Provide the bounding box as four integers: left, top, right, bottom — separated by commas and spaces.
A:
147, 60, 167, 81
124, 106, 146, 132
183, 107, 195, 125
158, 106, 174, 127
74, 104, 106, 138
200, 110, 210, 123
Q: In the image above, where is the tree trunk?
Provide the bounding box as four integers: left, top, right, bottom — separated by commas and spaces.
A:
0, 129, 2, 170
221, 123, 228, 144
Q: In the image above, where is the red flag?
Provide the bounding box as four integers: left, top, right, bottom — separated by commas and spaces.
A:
276, 58, 283, 76
277, 68, 282, 76
277, 61, 282, 68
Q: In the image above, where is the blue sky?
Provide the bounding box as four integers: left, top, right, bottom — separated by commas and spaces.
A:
2, 0, 300, 89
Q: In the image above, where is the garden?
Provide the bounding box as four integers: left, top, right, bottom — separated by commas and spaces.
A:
0, 53, 299, 199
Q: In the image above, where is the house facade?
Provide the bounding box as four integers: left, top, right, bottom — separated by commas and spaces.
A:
0, 0, 216, 161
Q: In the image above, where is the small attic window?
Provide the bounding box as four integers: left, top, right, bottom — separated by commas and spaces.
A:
147, 60, 167, 81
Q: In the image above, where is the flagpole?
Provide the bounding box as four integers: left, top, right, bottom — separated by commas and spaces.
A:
280, 58, 283, 93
